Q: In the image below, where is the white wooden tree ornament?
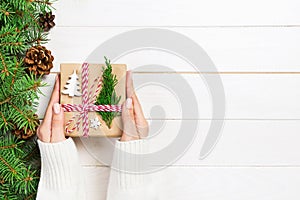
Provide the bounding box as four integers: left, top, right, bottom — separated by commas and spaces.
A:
62, 70, 82, 97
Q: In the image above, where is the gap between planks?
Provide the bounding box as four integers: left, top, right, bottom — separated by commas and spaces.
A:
80, 164, 300, 168
38, 118, 300, 120
55, 25, 300, 28
49, 71, 300, 75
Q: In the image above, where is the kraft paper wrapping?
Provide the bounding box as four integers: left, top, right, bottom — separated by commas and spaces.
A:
60, 63, 126, 137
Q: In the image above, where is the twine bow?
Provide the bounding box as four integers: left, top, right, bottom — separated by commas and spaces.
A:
62, 63, 122, 137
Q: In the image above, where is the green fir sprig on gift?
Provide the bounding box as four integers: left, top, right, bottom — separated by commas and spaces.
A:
0, 0, 56, 199
95, 57, 121, 128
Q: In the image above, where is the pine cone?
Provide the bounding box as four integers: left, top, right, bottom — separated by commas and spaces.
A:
39, 12, 55, 32
13, 128, 34, 140
24, 45, 54, 75
13, 114, 40, 140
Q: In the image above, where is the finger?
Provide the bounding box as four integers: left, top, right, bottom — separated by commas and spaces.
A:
43, 75, 60, 128
126, 71, 148, 137
133, 97, 149, 138
126, 70, 146, 122
126, 70, 135, 98
126, 97, 134, 119
50, 103, 66, 143
132, 93, 147, 127
121, 98, 139, 141
132, 94, 144, 117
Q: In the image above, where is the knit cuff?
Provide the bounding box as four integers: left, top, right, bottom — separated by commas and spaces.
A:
111, 139, 149, 190
37, 138, 82, 190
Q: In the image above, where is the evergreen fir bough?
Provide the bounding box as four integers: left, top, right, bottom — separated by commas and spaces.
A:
95, 57, 121, 128
0, 0, 55, 199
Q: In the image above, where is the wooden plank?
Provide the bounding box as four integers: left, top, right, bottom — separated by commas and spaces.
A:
46, 27, 300, 72
81, 166, 300, 200
37, 73, 300, 119
74, 120, 300, 166
135, 73, 300, 119
157, 167, 300, 200
53, 0, 300, 26
171, 120, 300, 165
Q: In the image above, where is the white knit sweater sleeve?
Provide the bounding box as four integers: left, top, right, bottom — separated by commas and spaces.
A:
36, 138, 157, 200
107, 140, 157, 200
36, 138, 85, 200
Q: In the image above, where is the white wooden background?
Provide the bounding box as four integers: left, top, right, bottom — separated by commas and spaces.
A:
37, 0, 300, 199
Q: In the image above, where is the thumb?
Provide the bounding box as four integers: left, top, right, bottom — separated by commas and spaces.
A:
51, 103, 66, 143
121, 98, 139, 141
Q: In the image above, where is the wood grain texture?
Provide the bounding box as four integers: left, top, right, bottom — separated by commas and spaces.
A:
46, 27, 300, 72
158, 167, 300, 200
73, 120, 300, 166
53, 0, 300, 26
82, 166, 300, 200
37, 73, 300, 120
39, 0, 300, 199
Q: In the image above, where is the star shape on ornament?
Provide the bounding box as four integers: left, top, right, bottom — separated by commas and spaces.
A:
90, 117, 101, 129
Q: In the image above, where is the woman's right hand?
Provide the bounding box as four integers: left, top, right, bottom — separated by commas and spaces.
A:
121, 71, 148, 141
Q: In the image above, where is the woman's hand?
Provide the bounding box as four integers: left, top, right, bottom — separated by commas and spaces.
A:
121, 71, 149, 141
37, 75, 66, 143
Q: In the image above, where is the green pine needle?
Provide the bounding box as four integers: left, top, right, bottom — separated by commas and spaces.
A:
95, 57, 121, 128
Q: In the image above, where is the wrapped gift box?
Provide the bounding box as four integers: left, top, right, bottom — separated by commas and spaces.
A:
60, 63, 126, 137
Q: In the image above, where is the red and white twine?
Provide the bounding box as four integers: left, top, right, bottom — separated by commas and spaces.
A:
62, 63, 122, 137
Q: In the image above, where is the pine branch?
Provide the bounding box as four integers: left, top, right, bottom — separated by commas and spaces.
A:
0, 156, 18, 176
0, 51, 14, 77
95, 57, 121, 128
0, 74, 42, 106
0, 143, 17, 150
31, 0, 53, 6
0, 0, 54, 198
0, 175, 4, 184
10, 60, 20, 89
20, 137, 41, 170
24, 192, 37, 200
0, 136, 22, 182
0, 134, 39, 196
